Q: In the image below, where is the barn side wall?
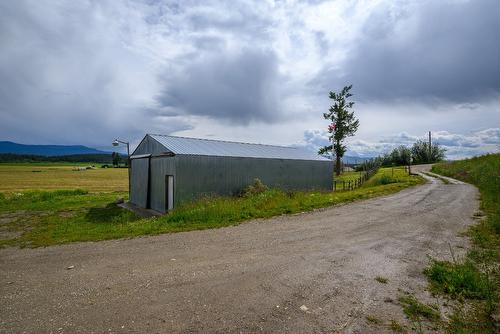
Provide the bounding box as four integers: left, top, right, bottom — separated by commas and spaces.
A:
172, 155, 333, 207
138, 154, 333, 213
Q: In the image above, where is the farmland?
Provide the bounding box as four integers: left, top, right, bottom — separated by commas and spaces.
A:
0, 163, 128, 192
0, 163, 423, 247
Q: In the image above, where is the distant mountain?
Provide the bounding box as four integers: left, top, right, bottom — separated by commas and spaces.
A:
0, 141, 111, 156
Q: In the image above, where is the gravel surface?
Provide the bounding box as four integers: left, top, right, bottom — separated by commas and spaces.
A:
0, 165, 479, 333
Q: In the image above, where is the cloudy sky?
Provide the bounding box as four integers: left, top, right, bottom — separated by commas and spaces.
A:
1, 0, 499, 159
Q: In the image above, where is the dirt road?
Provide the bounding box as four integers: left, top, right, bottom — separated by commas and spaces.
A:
0, 165, 478, 333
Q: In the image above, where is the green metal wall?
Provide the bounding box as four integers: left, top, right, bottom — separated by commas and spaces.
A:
149, 156, 177, 212
142, 155, 333, 213
130, 157, 150, 208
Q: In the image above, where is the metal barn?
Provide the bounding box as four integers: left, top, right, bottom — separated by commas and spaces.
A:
129, 134, 333, 213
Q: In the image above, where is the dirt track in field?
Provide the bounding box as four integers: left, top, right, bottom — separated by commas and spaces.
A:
0, 165, 479, 333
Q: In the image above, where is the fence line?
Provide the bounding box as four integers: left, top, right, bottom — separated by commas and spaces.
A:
333, 167, 379, 192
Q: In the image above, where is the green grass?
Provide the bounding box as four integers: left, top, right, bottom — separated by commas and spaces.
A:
0, 167, 424, 248
0, 190, 137, 247
429, 154, 499, 333
335, 167, 407, 189
336, 171, 364, 182
375, 276, 389, 284
398, 294, 440, 322
363, 167, 409, 187
424, 260, 491, 299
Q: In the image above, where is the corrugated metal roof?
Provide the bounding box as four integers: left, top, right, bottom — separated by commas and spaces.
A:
148, 134, 329, 161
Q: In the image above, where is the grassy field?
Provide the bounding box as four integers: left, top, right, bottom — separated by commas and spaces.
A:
0, 163, 128, 192
0, 165, 423, 247
430, 154, 499, 333
336, 171, 364, 182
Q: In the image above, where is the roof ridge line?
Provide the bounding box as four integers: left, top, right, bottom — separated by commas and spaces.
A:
147, 133, 300, 149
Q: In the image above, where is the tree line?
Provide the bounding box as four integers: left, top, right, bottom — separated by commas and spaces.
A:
355, 140, 446, 171
0, 153, 127, 165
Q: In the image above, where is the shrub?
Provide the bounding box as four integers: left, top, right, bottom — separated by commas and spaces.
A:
242, 178, 268, 197
379, 174, 397, 185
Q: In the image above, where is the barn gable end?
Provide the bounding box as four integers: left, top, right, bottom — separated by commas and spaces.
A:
132, 135, 173, 156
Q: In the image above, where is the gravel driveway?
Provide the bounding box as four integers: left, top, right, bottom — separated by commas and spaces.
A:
0, 165, 479, 333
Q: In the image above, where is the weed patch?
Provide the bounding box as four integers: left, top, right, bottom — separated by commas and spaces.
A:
447, 303, 497, 334
389, 320, 405, 332
398, 295, 440, 322
366, 315, 382, 324
375, 276, 389, 284
424, 260, 491, 299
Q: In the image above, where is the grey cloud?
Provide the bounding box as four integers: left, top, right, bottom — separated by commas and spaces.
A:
439, 133, 476, 147
475, 128, 500, 145
186, 2, 272, 34
302, 128, 500, 159
457, 103, 482, 110
1, 0, 498, 152
192, 35, 226, 51
316, 0, 500, 104
0, 1, 190, 146
158, 49, 282, 124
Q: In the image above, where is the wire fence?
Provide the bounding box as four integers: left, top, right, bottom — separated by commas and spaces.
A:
333, 167, 379, 191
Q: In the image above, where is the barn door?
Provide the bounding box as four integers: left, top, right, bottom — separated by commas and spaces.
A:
130, 158, 150, 208
165, 175, 174, 212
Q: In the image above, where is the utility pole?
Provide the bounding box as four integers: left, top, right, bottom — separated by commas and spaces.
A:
428, 131, 432, 162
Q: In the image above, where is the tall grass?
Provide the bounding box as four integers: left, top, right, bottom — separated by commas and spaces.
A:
430, 154, 499, 332
0, 189, 91, 212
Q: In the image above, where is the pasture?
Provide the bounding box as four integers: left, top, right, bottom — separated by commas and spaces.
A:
0, 163, 128, 192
